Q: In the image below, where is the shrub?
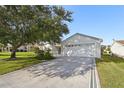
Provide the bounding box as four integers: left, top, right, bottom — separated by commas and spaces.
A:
35, 48, 54, 60
43, 49, 54, 60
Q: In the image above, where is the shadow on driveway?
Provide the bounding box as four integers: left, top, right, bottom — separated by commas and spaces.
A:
26, 57, 94, 79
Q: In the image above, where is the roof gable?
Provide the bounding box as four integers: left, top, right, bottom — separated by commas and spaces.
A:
62, 33, 103, 44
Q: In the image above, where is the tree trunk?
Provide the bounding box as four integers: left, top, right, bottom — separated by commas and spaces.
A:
10, 50, 16, 59
1, 47, 3, 52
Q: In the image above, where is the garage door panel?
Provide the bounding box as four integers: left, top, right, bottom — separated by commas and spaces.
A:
63, 43, 95, 57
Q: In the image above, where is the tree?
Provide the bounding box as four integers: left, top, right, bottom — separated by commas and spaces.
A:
0, 5, 73, 59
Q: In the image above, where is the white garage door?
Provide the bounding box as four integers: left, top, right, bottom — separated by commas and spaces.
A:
63, 43, 96, 57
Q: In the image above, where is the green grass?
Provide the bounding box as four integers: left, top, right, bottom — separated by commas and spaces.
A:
0, 52, 35, 58
0, 52, 41, 75
96, 55, 124, 88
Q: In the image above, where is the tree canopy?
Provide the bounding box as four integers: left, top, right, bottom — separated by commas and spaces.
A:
0, 5, 73, 58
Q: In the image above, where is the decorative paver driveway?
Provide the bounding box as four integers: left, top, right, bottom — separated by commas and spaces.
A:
0, 57, 96, 88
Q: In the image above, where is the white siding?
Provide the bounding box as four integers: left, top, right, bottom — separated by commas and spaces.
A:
62, 34, 101, 45
111, 42, 124, 57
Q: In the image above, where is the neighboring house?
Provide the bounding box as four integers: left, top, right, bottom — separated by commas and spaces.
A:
61, 33, 103, 58
0, 43, 35, 52
2, 44, 32, 52
0, 42, 61, 56
111, 40, 124, 57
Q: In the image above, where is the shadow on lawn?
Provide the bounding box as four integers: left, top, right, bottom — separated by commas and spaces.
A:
27, 57, 95, 79
0, 57, 41, 67
0, 57, 37, 62
97, 54, 124, 63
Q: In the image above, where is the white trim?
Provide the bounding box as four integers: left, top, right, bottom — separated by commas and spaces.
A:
89, 64, 92, 88
63, 42, 95, 45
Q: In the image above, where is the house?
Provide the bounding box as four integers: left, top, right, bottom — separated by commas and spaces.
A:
0, 42, 61, 56
111, 40, 124, 57
1, 44, 32, 52
61, 33, 103, 58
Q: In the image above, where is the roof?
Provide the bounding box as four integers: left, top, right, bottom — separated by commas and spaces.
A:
116, 40, 124, 45
62, 33, 103, 43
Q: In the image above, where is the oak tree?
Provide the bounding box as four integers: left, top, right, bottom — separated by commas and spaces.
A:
0, 5, 73, 59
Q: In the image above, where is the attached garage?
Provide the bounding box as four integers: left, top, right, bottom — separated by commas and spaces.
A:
61, 33, 103, 58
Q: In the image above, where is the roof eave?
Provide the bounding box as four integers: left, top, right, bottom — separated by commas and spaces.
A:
62, 33, 103, 43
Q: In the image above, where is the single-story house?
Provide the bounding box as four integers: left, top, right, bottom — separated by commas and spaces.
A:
61, 33, 103, 58
111, 40, 124, 57
0, 44, 32, 52
0, 42, 61, 54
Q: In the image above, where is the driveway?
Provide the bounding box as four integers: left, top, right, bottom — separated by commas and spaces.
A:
0, 57, 98, 88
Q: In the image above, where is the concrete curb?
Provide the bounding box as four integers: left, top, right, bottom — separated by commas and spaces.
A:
94, 64, 101, 88
89, 58, 101, 88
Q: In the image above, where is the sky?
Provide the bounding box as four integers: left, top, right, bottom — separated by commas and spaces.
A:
62, 5, 124, 45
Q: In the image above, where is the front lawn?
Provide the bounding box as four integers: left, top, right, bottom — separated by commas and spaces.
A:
0, 52, 41, 75
96, 55, 124, 88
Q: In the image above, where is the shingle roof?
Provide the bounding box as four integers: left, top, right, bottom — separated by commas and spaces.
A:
116, 40, 124, 45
